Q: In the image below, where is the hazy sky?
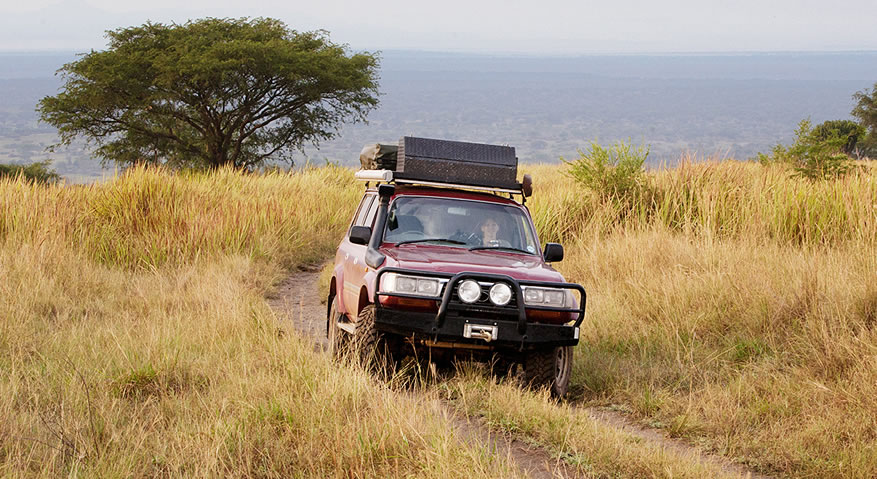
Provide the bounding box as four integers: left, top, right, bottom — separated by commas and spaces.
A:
2, 0, 876, 54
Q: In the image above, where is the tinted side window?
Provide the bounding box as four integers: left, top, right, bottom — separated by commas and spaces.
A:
354, 194, 375, 227
364, 196, 380, 227
349, 195, 372, 231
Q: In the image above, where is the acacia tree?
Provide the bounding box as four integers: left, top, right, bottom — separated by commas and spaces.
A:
39, 18, 380, 169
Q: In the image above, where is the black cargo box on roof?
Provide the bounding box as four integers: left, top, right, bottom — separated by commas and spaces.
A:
394, 137, 518, 189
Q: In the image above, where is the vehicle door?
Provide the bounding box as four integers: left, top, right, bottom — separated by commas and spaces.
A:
341, 192, 377, 316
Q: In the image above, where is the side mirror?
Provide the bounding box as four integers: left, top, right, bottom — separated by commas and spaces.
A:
521, 174, 533, 197
543, 243, 564, 263
349, 226, 372, 245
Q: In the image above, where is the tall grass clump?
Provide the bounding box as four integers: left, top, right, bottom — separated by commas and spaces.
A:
1, 164, 361, 268
525, 157, 875, 247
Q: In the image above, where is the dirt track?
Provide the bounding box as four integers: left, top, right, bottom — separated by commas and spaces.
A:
268, 267, 768, 479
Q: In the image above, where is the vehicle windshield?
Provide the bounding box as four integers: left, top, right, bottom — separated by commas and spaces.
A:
384, 196, 539, 254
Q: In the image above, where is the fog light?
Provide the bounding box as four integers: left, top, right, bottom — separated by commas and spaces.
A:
458, 280, 481, 303
489, 283, 512, 306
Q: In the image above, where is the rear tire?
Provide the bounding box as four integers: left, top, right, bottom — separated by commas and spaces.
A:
522, 346, 573, 398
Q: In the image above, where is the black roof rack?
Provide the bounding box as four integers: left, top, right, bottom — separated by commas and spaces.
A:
354, 169, 527, 197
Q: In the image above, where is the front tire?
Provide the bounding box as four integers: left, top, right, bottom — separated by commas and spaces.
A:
490, 352, 518, 379
354, 304, 397, 375
327, 295, 348, 358
522, 346, 573, 398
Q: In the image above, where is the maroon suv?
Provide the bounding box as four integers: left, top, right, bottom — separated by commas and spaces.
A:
326, 139, 586, 397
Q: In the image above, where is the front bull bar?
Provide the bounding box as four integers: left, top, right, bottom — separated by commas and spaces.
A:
373, 267, 587, 338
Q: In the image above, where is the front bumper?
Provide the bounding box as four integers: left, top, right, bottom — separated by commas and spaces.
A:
375, 308, 580, 349
374, 268, 586, 351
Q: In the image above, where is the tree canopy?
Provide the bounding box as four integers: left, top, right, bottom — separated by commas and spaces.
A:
810, 120, 866, 156
852, 83, 877, 133
852, 83, 877, 156
0, 161, 60, 184
38, 18, 380, 169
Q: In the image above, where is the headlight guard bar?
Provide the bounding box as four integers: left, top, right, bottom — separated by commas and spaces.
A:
374, 267, 587, 336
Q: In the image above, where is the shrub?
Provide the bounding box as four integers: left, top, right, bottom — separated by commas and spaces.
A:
0, 160, 61, 184
563, 140, 650, 202
755, 143, 793, 166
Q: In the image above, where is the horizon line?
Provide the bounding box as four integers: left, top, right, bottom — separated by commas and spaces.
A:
2, 48, 877, 57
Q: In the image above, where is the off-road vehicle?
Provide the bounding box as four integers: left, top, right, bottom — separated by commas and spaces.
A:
326, 137, 586, 397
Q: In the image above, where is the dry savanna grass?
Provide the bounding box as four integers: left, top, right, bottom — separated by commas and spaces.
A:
1, 164, 361, 269
559, 232, 876, 477
2, 159, 875, 478
526, 159, 876, 247
509, 160, 876, 478
0, 166, 515, 477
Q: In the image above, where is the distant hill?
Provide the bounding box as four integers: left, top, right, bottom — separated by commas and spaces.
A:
1, 50, 875, 181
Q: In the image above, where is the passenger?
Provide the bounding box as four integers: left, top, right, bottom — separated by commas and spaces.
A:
418, 203, 447, 237
386, 203, 425, 241
393, 214, 423, 234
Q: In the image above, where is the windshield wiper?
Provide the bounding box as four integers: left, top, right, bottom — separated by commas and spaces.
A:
396, 238, 469, 246
469, 246, 535, 255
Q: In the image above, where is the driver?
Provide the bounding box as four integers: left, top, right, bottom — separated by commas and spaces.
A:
479, 217, 511, 247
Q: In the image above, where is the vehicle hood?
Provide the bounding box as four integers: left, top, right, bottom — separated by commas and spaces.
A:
381, 244, 565, 282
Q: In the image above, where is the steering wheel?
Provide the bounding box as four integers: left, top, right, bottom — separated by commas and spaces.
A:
450, 230, 481, 245
484, 238, 512, 248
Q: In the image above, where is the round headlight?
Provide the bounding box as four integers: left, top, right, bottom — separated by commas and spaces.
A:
458, 280, 481, 303
489, 283, 512, 306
